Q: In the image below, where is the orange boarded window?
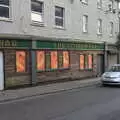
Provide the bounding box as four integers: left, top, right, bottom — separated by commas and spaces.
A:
63, 51, 69, 68
80, 55, 84, 70
37, 51, 45, 71
88, 54, 93, 69
16, 51, 26, 72
51, 51, 58, 69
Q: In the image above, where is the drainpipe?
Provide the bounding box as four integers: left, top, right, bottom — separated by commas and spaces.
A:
104, 42, 108, 72
31, 39, 37, 85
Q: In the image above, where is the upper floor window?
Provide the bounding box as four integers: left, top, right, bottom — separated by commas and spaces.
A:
97, 19, 102, 34
31, 0, 44, 23
108, 0, 114, 12
0, 0, 10, 18
110, 22, 113, 36
82, 15, 88, 33
82, 0, 88, 4
55, 6, 64, 28
97, 0, 102, 9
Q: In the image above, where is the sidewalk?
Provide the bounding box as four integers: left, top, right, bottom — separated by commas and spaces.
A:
0, 77, 100, 103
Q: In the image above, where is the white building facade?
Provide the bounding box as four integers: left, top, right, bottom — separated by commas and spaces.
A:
0, 0, 119, 89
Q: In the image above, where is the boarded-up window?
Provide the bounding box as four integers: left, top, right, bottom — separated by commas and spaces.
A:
51, 51, 58, 69
16, 51, 26, 72
63, 51, 69, 68
36, 51, 45, 71
88, 54, 93, 69
80, 55, 84, 70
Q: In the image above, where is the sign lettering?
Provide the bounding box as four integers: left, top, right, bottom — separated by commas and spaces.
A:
0, 40, 16, 48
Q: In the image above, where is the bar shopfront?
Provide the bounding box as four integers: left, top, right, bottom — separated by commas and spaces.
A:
0, 39, 105, 89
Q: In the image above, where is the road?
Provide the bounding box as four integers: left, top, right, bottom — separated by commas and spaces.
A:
0, 85, 120, 120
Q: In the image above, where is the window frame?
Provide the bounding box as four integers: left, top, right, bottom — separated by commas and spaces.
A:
110, 21, 113, 36
0, 0, 12, 21
97, 0, 102, 9
55, 6, 65, 28
31, 0, 44, 24
82, 15, 88, 33
97, 19, 102, 35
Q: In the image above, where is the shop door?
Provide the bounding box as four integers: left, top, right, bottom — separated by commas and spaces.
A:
97, 54, 104, 76
0, 52, 4, 90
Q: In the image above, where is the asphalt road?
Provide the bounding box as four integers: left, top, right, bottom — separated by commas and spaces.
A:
1, 85, 120, 120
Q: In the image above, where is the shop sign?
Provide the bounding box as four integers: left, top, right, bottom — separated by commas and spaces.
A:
37, 41, 104, 50
0, 40, 16, 48
0, 40, 31, 48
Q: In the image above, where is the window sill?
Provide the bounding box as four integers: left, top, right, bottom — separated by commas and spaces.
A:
81, 1, 88, 5
0, 17, 13, 22
54, 26, 66, 30
109, 34, 113, 37
79, 69, 93, 71
31, 21, 45, 27
97, 7, 102, 10
82, 31, 88, 34
97, 33, 102, 36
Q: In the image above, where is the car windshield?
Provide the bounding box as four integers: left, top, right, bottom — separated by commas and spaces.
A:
108, 66, 120, 72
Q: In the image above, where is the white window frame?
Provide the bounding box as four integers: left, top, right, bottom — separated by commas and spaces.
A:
97, 0, 102, 9
108, 0, 114, 12
97, 19, 102, 35
0, 0, 12, 21
110, 22, 113, 36
82, 15, 88, 33
31, 0, 44, 24
55, 6, 65, 28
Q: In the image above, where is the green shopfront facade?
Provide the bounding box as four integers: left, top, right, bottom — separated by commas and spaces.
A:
0, 39, 105, 89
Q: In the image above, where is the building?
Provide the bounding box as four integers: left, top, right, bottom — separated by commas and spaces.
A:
0, 0, 119, 90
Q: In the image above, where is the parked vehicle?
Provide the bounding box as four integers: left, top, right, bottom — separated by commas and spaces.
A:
101, 64, 120, 85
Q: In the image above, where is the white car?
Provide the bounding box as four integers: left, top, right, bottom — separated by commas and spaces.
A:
101, 64, 120, 85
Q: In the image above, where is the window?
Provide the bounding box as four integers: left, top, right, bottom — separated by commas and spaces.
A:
16, 51, 26, 72
88, 55, 93, 69
36, 51, 69, 71
97, 0, 102, 9
55, 6, 64, 28
80, 54, 93, 70
108, 0, 113, 12
97, 19, 102, 34
63, 51, 69, 68
83, 15, 88, 33
0, 0, 10, 18
110, 22, 113, 36
36, 51, 45, 71
31, 0, 44, 23
80, 55, 85, 70
51, 51, 58, 69
82, 0, 88, 4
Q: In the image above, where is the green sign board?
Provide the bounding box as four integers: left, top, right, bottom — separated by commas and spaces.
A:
0, 40, 31, 48
36, 41, 104, 50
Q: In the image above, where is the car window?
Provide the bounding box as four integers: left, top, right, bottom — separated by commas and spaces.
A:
108, 66, 120, 72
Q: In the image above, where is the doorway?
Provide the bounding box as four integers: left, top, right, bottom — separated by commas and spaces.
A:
97, 54, 104, 76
